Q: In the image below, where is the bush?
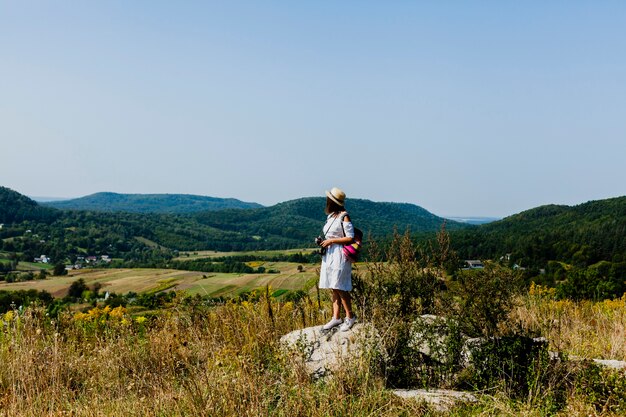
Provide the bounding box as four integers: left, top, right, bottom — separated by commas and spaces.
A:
450, 264, 523, 338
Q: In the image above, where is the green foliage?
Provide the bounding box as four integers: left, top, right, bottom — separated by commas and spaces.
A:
53, 263, 67, 276
451, 264, 523, 337
195, 197, 467, 249
67, 278, 88, 299
461, 336, 549, 395
556, 261, 626, 300
0, 289, 53, 313
452, 196, 626, 269
574, 362, 626, 413
0, 186, 60, 224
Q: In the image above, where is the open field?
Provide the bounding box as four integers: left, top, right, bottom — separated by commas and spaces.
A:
0, 263, 319, 298
175, 247, 316, 261
16, 261, 54, 271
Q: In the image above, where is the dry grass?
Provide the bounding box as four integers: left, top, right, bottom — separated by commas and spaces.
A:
2, 280, 626, 415
0, 295, 428, 417
514, 283, 626, 361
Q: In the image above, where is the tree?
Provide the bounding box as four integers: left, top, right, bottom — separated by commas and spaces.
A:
53, 263, 67, 276
92, 282, 102, 299
68, 278, 88, 299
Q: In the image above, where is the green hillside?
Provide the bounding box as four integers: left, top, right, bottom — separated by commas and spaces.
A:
43, 192, 263, 214
1, 187, 466, 265
452, 196, 626, 267
0, 187, 60, 224
194, 197, 466, 243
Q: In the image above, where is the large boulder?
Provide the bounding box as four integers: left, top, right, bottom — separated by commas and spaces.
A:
280, 323, 385, 378
409, 314, 463, 365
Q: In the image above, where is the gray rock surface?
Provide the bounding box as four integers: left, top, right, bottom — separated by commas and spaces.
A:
392, 388, 478, 412
280, 323, 384, 378
410, 314, 461, 364
593, 359, 626, 369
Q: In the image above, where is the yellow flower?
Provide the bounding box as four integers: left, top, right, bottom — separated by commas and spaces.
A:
135, 316, 147, 324
109, 306, 127, 319
3, 311, 15, 322
73, 312, 91, 322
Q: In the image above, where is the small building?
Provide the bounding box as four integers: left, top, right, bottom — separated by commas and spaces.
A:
464, 260, 484, 269
101, 255, 111, 263
86, 256, 98, 263
34, 255, 50, 264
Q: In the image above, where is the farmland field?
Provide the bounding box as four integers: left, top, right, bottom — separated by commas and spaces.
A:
0, 262, 319, 298
175, 248, 316, 261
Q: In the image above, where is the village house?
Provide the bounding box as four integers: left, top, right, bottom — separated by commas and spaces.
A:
34, 255, 50, 264
464, 260, 484, 269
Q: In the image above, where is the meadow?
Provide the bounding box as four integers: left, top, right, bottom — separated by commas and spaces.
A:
2, 282, 626, 416
174, 247, 314, 261
0, 262, 318, 299
2, 235, 626, 416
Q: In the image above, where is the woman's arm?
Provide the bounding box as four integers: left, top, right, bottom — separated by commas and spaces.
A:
321, 215, 353, 247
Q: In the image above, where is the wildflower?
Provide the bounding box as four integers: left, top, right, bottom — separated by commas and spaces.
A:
109, 306, 127, 319
135, 316, 147, 324
3, 311, 14, 323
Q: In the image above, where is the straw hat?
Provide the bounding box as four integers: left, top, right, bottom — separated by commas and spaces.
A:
326, 187, 346, 207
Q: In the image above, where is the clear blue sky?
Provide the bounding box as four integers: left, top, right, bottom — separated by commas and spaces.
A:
2, 2, 625, 217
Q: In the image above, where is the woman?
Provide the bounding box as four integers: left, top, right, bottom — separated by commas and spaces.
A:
318, 187, 357, 332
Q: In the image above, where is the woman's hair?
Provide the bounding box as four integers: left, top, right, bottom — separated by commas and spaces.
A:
325, 197, 344, 214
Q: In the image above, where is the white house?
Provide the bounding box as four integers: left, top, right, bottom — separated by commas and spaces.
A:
34, 255, 50, 264
464, 260, 484, 269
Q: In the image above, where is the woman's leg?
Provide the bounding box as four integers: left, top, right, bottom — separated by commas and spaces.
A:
337, 290, 353, 319
332, 289, 342, 319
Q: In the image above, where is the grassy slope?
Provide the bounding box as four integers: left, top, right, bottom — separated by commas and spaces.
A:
0, 263, 318, 298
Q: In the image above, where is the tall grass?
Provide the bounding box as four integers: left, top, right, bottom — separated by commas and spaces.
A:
2, 232, 626, 416
515, 283, 626, 360
0, 296, 427, 417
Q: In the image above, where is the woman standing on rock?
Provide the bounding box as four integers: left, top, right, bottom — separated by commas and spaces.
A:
317, 187, 357, 331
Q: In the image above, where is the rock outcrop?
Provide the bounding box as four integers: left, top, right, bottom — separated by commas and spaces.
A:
392, 389, 478, 412
280, 323, 385, 378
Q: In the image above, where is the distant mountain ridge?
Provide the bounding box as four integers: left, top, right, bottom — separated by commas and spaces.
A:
193, 197, 468, 244
4, 185, 624, 265
1, 186, 464, 253
43, 192, 263, 214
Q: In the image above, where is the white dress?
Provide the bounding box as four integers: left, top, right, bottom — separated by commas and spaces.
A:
318, 212, 355, 291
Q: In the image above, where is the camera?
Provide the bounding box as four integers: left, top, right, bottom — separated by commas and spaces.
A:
315, 236, 327, 255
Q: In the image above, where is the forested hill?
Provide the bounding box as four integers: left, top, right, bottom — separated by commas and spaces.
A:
1, 187, 465, 262
43, 192, 263, 214
452, 196, 626, 267
0, 187, 60, 224
194, 197, 467, 243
